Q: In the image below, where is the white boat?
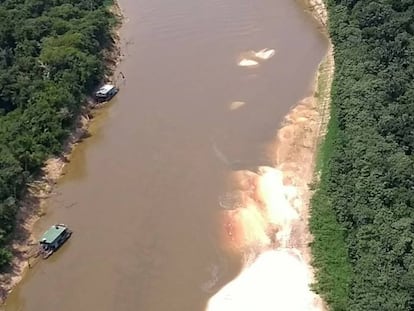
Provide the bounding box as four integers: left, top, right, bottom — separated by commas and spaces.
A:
95, 84, 119, 102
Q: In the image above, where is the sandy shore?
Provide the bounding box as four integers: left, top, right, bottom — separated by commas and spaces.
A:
304, 0, 329, 28
269, 0, 333, 309
0, 2, 124, 304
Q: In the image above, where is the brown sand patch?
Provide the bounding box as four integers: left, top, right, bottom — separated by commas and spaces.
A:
265, 2, 334, 310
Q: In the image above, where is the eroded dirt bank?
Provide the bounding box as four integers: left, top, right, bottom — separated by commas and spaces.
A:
207, 1, 334, 310
0, 3, 123, 304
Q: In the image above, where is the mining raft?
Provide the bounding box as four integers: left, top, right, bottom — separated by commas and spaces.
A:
94, 84, 119, 103
39, 224, 72, 259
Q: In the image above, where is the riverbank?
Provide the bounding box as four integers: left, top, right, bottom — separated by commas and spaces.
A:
280, 0, 334, 309
208, 1, 334, 310
302, 0, 350, 309
304, 0, 350, 309
0, 2, 124, 304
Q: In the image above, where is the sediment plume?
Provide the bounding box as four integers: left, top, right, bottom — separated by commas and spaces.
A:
208, 1, 333, 309
206, 249, 320, 311
238, 59, 259, 67
212, 160, 324, 310
229, 101, 246, 111
254, 48, 276, 60
237, 48, 276, 67
209, 95, 327, 311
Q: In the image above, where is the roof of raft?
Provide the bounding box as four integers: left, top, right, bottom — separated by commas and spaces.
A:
40, 225, 66, 244
97, 84, 115, 94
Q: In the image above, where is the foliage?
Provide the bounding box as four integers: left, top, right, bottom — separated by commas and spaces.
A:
0, 0, 114, 267
311, 0, 414, 310
311, 103, 351, 311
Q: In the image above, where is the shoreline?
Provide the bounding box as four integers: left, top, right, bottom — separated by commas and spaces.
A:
208, 1, 334, 308
302, 0, 329, 29
0, 2, 124, 304
303, 0, 334, 307
275, 0, 333, 309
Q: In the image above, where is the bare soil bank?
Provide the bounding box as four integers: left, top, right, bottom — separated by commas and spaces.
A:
272, 0, 333, 309
303, 0, 329, 28
0, 3, 124, 304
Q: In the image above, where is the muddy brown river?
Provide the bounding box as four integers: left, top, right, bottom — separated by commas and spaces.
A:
4, 0, 327, 310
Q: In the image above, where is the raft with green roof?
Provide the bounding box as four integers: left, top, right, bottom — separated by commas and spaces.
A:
39, 224, 72, 259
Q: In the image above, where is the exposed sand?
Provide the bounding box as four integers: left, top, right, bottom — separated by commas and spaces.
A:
209, 48, 334, 308
0, 2, 124, 304
263, 0, 333, 294
267, 0, 334, 308
303, 0, 329, 28
207, 1, 334, 310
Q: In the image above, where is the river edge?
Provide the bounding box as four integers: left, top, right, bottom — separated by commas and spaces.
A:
0, 2, 124, 304
305, 0, 335, 302
277, 0, 333, 309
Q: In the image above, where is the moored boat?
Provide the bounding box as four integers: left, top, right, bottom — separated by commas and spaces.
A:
94, 84, 119, 102
39, 224, 72, 259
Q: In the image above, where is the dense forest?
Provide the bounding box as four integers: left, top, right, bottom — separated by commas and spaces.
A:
311, 0, 414, 310
0, 0, 115, 267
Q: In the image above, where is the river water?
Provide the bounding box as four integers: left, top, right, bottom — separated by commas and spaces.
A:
4, 0, 327, 310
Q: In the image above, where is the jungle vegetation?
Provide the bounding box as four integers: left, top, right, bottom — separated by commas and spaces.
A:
0, 0, 116, 268
311, 0, 414, 310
